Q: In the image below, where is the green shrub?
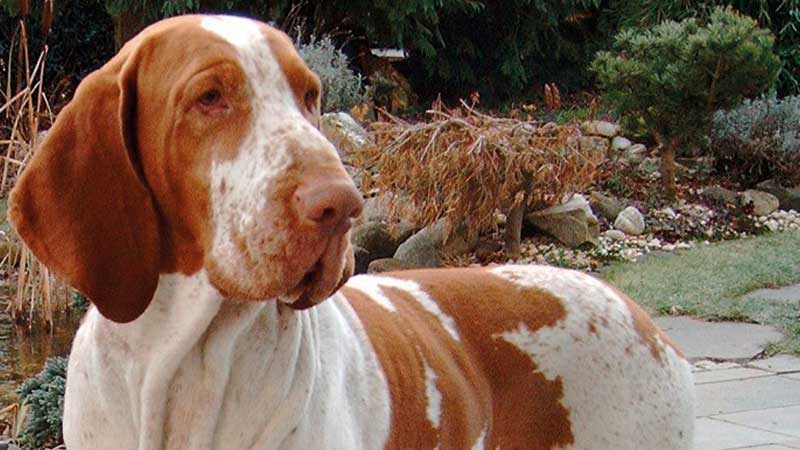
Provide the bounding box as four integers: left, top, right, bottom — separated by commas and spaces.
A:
591, 6, 780, 199
295, 36, 367, 113
17, 356, 67, 450
710, 96, 800, 187
608, 0, 800, 96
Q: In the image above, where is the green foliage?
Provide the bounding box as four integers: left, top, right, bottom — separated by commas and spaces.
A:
591, 7, 780, 149
609, 0, 800, 95
710, 95, 800, 187
17, 356, 67, 450
295, 36, 367, 113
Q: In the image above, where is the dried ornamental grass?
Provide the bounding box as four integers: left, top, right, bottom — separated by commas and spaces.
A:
357, 102, 603, 239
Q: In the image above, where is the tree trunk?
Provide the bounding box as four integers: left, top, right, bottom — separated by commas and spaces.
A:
660, 140, 678, 202
504, 201, 525, 259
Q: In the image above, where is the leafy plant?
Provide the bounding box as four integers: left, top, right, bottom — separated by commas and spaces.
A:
608, 0, 800, 96
295, 36, 367, 113
710, 95, 800, 187
17, 356, 67, 450
591, 7, 780, 200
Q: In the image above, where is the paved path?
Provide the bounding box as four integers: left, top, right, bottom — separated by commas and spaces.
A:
656, 312, 800, 450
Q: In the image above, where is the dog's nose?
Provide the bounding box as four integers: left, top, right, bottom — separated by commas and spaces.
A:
293, 179, 363, 236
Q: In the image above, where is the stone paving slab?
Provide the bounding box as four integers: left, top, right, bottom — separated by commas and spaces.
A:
741, 284, 800, 302
694, 418, 798, 450
749, 355, 800, 374
694, 375, 800, 417
694, 367, 774, 384
714, 405, 800, 438
656, 316, 784, 360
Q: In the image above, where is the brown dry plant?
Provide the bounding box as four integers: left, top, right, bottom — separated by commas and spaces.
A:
356, 102, 603, 253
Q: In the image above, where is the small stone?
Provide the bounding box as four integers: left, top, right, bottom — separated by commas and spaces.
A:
367, 258, 418, 274
676, 242, 691, 250
648, 238, 661, 247
739, 190, 780, 216
622, 144, 647, 165
765, 220, 780, 232
663, 244, 676, 251
702, 185, 738, 205
590, 191, 625, 221
605, 229, 626, 241
614, 206, 646, 236
611, 136, 632, 151
581, 120, 620, 138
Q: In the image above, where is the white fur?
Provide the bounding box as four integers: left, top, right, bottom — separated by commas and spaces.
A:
490, 265, 695, 450
202, 16, 339, 294
346, 275, 460, 340
423, 361, 442, 429
63, 273, 391, 450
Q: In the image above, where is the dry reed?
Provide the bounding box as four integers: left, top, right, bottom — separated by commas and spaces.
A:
1, 3, 71, 332
356, 101, 603, 240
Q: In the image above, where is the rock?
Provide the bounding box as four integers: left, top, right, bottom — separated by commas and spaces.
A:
352, 222, 399, 258
393, 218, 478, 268
739, 190, 780, 216
581, 120, 620, 138
702, 185, 738, 205
320, 112, 370, 162
367, 258, 418, 274
637, 157, 661, 177
611, 136, 632, 151
622, 144, 647, 165
614, 206, 646, 236
577, 136, 610, 157
526, 194, 600, 247
361, 193, 392, 223
604, 229, 626, 241
474, 239, 502, 263
590, 191, 625, 221
353, 246, 370, 274
756, 179, 800, 212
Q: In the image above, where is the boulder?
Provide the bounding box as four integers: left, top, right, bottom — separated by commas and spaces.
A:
739, 190, 780, 216
320, 112, 370, 162
756, 179, 800, 212
702, 185, 738, 205
614, 206, 646, 236
611, 136, 632, 151
367, 258, 418, 274
589, 191, 625, 221
361, 193, 392, 223
526, 194, 600, 247
622, 144, 647, 165
474, 239, 503, 263
393, 218, 478, 268
353, 246, 370, 275
581, 120, 620, 138
352, 221, 415, 273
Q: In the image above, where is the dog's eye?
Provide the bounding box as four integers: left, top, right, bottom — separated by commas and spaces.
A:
198, 89, 223, 107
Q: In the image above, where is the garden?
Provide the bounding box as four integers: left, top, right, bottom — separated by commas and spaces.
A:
1, 0, 800, 448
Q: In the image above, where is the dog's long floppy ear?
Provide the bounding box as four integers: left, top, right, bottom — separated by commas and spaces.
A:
8, 42, 161, 323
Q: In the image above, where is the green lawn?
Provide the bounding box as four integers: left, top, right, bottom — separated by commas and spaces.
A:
603, 231, 800, 354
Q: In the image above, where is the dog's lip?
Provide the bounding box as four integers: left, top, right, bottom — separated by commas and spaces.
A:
280, 235, 348, 307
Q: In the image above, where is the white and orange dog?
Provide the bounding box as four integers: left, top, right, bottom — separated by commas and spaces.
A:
9, 15, 694, 450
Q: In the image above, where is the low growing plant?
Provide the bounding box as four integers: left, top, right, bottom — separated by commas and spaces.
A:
17, 356, 67, 450
710, 96, 800, 187
295, 36, 367, 113
591, 7, 780, 200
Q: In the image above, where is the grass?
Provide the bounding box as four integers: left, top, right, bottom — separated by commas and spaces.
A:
603, 231, 800, 354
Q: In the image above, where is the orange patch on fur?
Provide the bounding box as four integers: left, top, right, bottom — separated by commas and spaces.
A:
344, 268, 576, 449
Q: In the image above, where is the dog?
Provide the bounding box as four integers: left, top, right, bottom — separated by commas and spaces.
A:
9, 15, 694, 450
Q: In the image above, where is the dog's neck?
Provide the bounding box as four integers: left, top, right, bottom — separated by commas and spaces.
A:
78, 272, 322, 449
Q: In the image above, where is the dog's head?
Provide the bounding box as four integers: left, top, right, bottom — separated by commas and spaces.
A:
8, 15, 361, 322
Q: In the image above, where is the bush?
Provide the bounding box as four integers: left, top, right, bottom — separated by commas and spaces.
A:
357, 103, 602, 255
295, 36, 367, 113
17, 356, 67, 450
591, 7, 780, 199
710, 96, 800, 187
